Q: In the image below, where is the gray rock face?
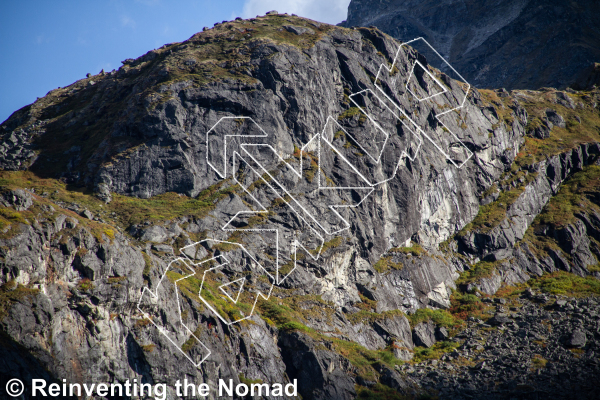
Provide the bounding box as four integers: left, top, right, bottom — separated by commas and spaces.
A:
459, 142, 600, 272
412, 321, 436, 348
546, 109, 566, 129
1, 189, 33, 211
341, 0, 600, 90
392, 346, 413, 361
435, 326, 448, 341
0, 13, 599, 400
279, 332, 356, 400
284, 25, 315, 35
139, 225, 169, 243
374, 315, 413, 349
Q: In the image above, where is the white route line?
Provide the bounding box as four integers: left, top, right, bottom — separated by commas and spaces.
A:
206, 116, 268, 179
219, 277, 246, 304
138, 37, 478, 367
192, 241, 275, 326
136, 257, 214, 368
374, 37, 474, 169
405, 59, 449, 102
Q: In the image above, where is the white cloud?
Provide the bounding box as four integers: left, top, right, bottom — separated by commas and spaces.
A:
241, 0, 350, 24
120, 15, 136, 29
35, 34, 52, 45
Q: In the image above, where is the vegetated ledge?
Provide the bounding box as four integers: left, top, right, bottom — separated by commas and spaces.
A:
458, 88, 600, 234
434, 88, 600, 297
455, 88, 600, 258
447, 161, 600, 297
518, 164, 600, 277
458, 140, 600, 258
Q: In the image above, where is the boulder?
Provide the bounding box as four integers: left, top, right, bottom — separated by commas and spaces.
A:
412, 321, 436, 348
373, 315, 413, 349
279, 331, 356, 400
284, 25, 315, 35
151, 244, 174, 254
435, 326, 449, 341
488, 314, 512, 326
378, 365, 414, 395
139, 225, 169, 243
392, 346, 414, 361
545, 109, 566, 129
80, 209, 94, 220
567, 330, 586, 348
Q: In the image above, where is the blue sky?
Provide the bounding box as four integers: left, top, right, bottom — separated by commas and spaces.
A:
0, 0, 350, 123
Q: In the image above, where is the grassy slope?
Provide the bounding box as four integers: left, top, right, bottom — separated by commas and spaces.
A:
459, 89, 600, 235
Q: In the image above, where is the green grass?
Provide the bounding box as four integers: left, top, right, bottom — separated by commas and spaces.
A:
518, 165, 600, 261
407, 308, 461, 330
329, 340, 404, 381
412, 340, 460, 363
107, 276, 126, 285
0, 171, 239, 239
479, 89, 517, 128
166, 268, 253, 323
1, 13, 336, 186
310, 236, 344, 255
181, 326, 203, 353
459, 182, 532, 235
588, 264, 600, 273
455, 260, 500, 286
528, 271, 600, 296
531, 354, 548, 370
514, 89, 600, 167
77, 278, 94, 292
0, 281, 39, 321
389, 243, 426, 257
458, 89, 600, 236
533, 165, 600, 227
338, 107, 366, 124
239, 374, 263, 385
141, 344, 156, 353
258, 299, 312, 332
258, 295, 404, 381
373, 256, 403, 273
449, 291, 491, 321
141, 251, 153, 280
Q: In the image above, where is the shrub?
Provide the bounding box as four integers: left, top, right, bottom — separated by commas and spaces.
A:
407, 308, 460, 329
78, 278, 94, 291
412, 341, 460, 363
449, 291, 487, 320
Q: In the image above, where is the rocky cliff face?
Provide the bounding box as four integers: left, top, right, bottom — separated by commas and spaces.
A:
341, 0, 600, 90
1, 12, 600, 400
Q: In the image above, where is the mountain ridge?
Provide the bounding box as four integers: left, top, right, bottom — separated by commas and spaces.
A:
341, 0, 600, 90
0, 12, 600, 400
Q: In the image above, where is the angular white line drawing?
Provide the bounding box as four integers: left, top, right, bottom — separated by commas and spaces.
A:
405, 59, 449, 102
219, 277, 246, 304
374, 37, 474, 169
137, 258, 212, 367
137, 37, 476, 366
181, 239, 276, 325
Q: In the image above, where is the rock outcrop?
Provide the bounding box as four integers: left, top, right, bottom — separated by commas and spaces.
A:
0, 11, 599, 400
